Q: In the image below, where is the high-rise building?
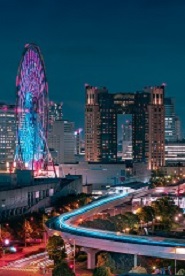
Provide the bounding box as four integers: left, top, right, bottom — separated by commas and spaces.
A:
164, 98, 176, 142
122, 120, 132, 141
62, 120, 75, 163
0, 103, 16, 169
48, 120, 75, 164
48, 102, 75, 164
175, 116, 182, 141
146, 86, 165, 170
48, 101, 63, 163
131, 91, 150, 164
165, 142, 185, 164
85, 86, 109, 162
74, 128, 83, 155
48, 101, 63, 131
122, 120, 132, 160
85, 84, 165, 170
48, 120, 63, 164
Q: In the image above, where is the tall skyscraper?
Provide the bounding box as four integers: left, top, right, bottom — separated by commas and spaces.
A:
175, 116, 182, 141
48, 120, 75, 164
122, 120, 132, 141
122, 120, 132, 160
85, 84, 165, 170
62, 120, 75, 163
146, 86, 165, 170
85, 85, 109, 162
0, 103, 16, 169
48, 101, 63, 127
132, 91, 150, 163
164, 97, 176, 142
74, 128, 83, 155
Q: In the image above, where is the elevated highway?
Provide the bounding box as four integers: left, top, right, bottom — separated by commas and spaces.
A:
46, 190, 185, 269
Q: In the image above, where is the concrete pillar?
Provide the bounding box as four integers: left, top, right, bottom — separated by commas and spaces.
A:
87, 251, 96, 269
82, 248, 99, 269
134, 254, 137, 267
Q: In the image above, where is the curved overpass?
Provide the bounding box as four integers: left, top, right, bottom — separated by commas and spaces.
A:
47, 191, 185, 267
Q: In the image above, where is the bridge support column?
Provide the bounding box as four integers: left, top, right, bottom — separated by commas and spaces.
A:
134, 254, 137, 267
87, 250, 96, 269
82, 248, 99, 269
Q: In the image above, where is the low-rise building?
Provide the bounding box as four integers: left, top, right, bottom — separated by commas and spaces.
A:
0, 170, 82, 219
165, 142, 185, 164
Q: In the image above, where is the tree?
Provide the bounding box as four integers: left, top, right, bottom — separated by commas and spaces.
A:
137, 206, 155, 223
47, 235, 66, 265
52, 261, 75, 276
93, 266, 110, 276
81, 219, 115, 231
109, 213, 139, 232
150, 169, 167, 188
24, 219, 33, 239
151, 197, 183, 230
109, 215, 125, 231
0, 225, 13, 241
97, 252, 116, 274
151, 169, 165, 178
124, 212, 139, 229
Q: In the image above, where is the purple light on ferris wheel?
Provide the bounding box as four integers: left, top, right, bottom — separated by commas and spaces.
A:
15, 43, 49, 171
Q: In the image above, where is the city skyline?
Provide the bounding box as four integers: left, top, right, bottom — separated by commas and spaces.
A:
0, 2, 185, 274
0, 0, 185, 130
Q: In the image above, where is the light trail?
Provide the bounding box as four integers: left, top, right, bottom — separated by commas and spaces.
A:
47, 191, 185, 248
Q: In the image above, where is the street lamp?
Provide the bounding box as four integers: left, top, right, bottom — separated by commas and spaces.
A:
24, 219, 27, 247
73, 239, 76, 274
175, 247, 177, 275
24, 216, 34, 247
41, 214, 48, 274
4, 239, 9, 246
69, 238, 76, 274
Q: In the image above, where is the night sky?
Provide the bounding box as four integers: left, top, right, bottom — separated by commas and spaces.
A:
0, 0, 185, 132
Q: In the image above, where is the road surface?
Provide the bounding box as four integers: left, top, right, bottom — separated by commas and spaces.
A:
0, 253, 52, 275
0, 255, 93, 276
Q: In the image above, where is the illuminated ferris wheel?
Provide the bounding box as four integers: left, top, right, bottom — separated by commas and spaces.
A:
15, 43, 50, 173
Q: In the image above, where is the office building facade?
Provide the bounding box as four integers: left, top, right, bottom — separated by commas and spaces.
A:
147, 86, 165, 169
74, 128, 83, 155
48, 120, 75, 164
164, 98, 176, 142
85, 84, 165, 170
62, 120, 75, 163
122, 120, 132, 160
48, 101, 63, 131
165, 142, 185, 164
175, 116, 182, 141
0, 103, 16, 169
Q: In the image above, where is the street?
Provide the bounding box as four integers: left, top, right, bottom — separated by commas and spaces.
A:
0, 247, 93, 276
0, 243, 45, 267
0, 253, 52, 275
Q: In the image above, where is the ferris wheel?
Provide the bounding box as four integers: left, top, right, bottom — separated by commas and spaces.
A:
15, 43, 51, 173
